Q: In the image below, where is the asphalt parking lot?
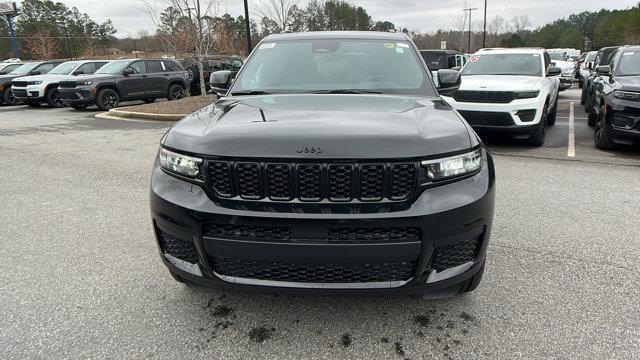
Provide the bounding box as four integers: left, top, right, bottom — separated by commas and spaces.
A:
1, 88, 639, 359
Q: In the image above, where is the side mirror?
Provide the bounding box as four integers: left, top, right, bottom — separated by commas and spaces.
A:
437, 69, 461, 97
30, 71, 41, 75
210, 70, 233, 95
595, 65, 611, 76
72, 70, 84, 76
123, 68, 135, 76
587, 62, 593, 70
547, 66, 561, 76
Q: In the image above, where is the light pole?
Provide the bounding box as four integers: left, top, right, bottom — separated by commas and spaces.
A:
243, 0, 252, 55
482, 0, 487, 48
463, 7, 478, 53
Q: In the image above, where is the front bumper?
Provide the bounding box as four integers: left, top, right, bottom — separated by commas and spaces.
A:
59, 87, 95, 105
605, 101, 640, 144
443, 95, 544, 135
149, 150, 496, 295
12, 85, 45, 101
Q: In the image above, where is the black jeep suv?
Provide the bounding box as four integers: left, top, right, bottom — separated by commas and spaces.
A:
582, 46, 619, 115
180, 56, 243, 95
0, 61, 63, 105
150, 32, 495, 298
59, 59, 190, 110
589, 46, 640, 149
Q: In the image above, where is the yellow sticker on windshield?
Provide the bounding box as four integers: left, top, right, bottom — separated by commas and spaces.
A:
384, 43, 395, 49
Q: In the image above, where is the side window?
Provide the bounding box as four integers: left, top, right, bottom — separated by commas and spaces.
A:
4, 64, 20, 73
145, 60, 163, 73
128, 61, 146, 74
75, 63, 95, 74
34, 63, 55, 74
94, 62, 108, 71
162, 61, 180, 72
543, 52, 551, 69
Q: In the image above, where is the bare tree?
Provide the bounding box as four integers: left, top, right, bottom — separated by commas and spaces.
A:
450, 10, 468, 51
487, 15, 506, 46
253, 0, 299, 32
25, 31, 59, 60
142, 0, 220, 96
511, 15, 531, 34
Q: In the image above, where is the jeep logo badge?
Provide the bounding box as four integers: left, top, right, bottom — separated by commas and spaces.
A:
297, 146, 323, 154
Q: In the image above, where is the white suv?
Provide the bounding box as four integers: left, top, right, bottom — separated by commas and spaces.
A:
442, 48, 561, 146
11, 60, 108, 107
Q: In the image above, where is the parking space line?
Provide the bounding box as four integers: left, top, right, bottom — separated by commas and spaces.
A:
567, 102, 575, 157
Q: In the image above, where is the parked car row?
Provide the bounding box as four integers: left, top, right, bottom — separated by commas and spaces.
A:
581, 45, 640, 149
0, 58, 191, 110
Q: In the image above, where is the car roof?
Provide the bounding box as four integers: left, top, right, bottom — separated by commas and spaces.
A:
263, 31, 409, 42
475, 48, 545, 55
419, 49, 461, 55
619, 45, 640, 52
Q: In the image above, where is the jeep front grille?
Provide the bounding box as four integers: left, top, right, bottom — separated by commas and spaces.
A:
454, 90, 515, 103
205, 160, 417, 202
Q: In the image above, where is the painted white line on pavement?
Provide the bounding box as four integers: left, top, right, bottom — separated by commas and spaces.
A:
568, 101, 575, 157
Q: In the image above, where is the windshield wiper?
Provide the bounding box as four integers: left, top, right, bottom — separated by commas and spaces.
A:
304, 89, 383, 94
230, 90, 272, 96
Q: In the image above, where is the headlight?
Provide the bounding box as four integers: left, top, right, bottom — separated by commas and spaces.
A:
614, 90, 640, 101
514, 91, 539, 99
159, 148, 203, 177
79, 80, 93, 85
29, 81, 42, 85
421, 148, 482, 181
562, 68, 573, 76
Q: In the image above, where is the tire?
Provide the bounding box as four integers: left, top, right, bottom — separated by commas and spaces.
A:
578, 79, 583, 88
71, 104, 88, 110
587, 103, 598, 127
547, 98, 558, 126
594, 106, 615, 150
143, 98, 156, 104
46, 88, 64, 108
528, 102, 548, 146
580, 87, 586, 105
25, 100, 40, 108
96, 88, 120, 111
2, 86, 17, 105
167, 84, 186, 101
584, 92, 591, 113
460, 261, 485, 294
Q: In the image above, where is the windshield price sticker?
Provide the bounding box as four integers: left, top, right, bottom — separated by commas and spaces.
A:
259, 43, 276, 49
470, 57, 480, 62
396, 43, 409, 48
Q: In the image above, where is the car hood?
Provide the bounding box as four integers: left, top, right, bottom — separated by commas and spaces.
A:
12, 74, 75, 82
458, 75, 543, 92
616, 76, 640, 92
0, 74, 19, 85
163, 94, 472, 159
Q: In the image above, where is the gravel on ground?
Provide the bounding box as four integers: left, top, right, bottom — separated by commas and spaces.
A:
117, 95, 216, 115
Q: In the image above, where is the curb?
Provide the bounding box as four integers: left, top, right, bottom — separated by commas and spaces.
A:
107, 109, 187, 121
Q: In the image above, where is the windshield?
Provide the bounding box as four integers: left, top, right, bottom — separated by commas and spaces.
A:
49, 62, 79, 75
586, 52, 597, 61
231, 39, 435, 96
95, 60, 129, 75
617, 51, 640, 76
461, 53, 543, 77
10, 63, 40, 75
549, 53, 567, 61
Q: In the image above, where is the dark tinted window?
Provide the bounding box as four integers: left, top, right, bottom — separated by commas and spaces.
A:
420, 52, 447, 70
34, 63, 56, 74
75, 63, 95, 74
163, 60, 181, 71
146, 60, 163, 73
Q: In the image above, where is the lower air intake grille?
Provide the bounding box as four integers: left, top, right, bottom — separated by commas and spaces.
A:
203, 223, 293, 241
431, 236, 481, 271
458, 111, 515, 127
157, 230, 199, 263
212, 257, 416, 283
327, 227, 421, 243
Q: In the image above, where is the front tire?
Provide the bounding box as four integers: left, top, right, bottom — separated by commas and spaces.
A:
594, 106, 615, 150
96, 88, 120, 111
2, 86, 17, 105
547, 98, 558, 126
25, 100, 40, 108
46, 88, 64, 108
528, 103, 548, 146
167, 84, 186, 101
71, 104, 89, 110
143, 98, 156, 104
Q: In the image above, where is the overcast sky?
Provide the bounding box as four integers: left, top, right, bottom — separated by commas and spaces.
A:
58, 0, 638, 38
